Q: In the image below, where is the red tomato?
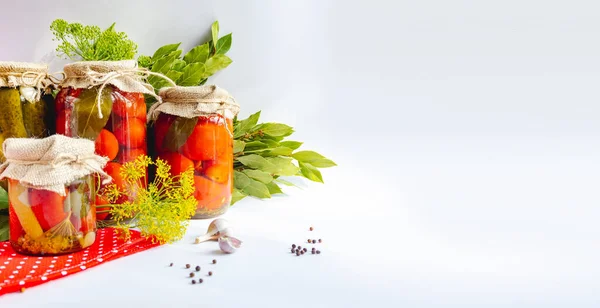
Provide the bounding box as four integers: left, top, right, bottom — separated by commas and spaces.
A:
204, 162, 231, 184
112, 88, 146, 120
104, 162, 125, 189
193, 176, 229, 210
95, 129, 119, 161
159, 152, 194, 176
29, 188, 68, 231
154, 114, 175, 153
56, 109, 72, 136
95, 195, 111, 221
181, 118, 229, 161
113, 117, 146, 148
117, 147, 147, 164
9, 200, 24, 241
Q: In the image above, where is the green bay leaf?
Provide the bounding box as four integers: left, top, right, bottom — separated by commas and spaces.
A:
242, 169, 273, 184
231, 189, 247, 205
211, 21, 220, 51
236, 154, 277, 172
163, 117, 198, 152
204, 54, 232, 77
299, 162, 324, 183
266, 182, 283, 195
293, 151, 337, 168
183, 43, 211, 64
233, 111, 261, 138
216, 33, 232, 54
254, 123, 294, 137
179, 63, 206, 86
152, 43, 181, 60
266, 157, 300, 176
279, 141, 303, 150
233, 140, 245, 153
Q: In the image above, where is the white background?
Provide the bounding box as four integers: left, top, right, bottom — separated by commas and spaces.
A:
1, 0, 600, 307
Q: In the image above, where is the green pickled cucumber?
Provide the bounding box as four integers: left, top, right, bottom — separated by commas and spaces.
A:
73, 87, 113, 140
22, 97, 48, 138
0, 88, 27, 138
0, 132, 6, 162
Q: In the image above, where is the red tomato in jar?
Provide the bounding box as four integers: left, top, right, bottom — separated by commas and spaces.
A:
112, 89, 146, 120
193, 175, 229, 210
117, 147, 147, 164
154, 114, 175, 153
203, 162, 231, 184
95, 195, 111, 221
113, 117, 146, 148
29, 188, 68, 231
95, 129, 119, 161
9, 201, 24, 241
56, 109, 72, 136
159, 152, 194, 176
180, 119, 230, 161
104, 162, 125, 190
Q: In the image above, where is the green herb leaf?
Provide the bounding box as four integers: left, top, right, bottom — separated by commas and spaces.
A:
275, 178, 298, 187
231, 189, 247, 205
215, 33, 232, 55
211, 21, 220, 52
204, 54, 233, 76
171, 59, 187, 71
183, 43, 211, 64
266, 157, 300, 176
243, 141, 269, 151
279, 141, 303, 150
242, 169, 273, 184
266, 182, 283, 195
234, 111, 261, 138
0, 186, 7, 210
152, 43, 181, 60
0, 215, 7, 242
293, 151, 337, 168
236, 154, 277, 171
151, 54, 177, 74
163, 117, 198, 152
74, 87, 113, 140
233, 140, 245, 153
178, 62, 206, 86
234, 171, 271, 198
298, 162, 324, 183
264, 147, 294, 157
254, 123, 294, 137
166, 70, 183, 83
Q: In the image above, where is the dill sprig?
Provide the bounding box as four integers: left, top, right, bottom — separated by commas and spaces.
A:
50, 19, 138, 61
100, 155, 197, 244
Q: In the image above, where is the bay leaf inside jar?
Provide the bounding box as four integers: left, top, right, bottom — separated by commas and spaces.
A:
73, 87, 113, 140
164, 116, 199, 152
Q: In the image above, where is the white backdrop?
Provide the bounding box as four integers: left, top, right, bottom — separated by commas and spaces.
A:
1, 0, 600, 307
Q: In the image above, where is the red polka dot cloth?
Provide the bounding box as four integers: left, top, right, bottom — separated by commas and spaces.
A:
0, 228, 160, 295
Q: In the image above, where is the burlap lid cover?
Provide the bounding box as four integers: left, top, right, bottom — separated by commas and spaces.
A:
148, 85, 240, 122
62, 60, 158, 96
0, 135, 110, 196
0, 61, 49, 89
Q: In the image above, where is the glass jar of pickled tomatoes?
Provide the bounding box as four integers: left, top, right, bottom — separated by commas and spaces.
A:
55, 61, 153, 220
150, 86, 239, 219
0, 135, 109, 255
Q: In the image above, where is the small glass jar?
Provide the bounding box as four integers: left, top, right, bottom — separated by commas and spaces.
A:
55, 61, 148, 220
8, 176, 96, 255
151, 86, 238, 219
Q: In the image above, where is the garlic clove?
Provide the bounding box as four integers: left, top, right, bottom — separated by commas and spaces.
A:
194, 218, 232, 244
218, 235, 242, 254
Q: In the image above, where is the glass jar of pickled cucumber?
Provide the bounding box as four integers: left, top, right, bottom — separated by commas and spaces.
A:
55, 60, 159, 220
149, 86, 239, 219
0, 62, 55, 161
0, 135, 110, 255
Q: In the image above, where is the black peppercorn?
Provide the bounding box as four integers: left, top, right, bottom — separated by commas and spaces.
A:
190, 272, 195, 278
301, 250, 305, 255
169, 263, 173, 267
192, 280, 196, 284
310, 227, 314, 231
292, 244, 296, 249
318, 239, 322, 243
303, 248, 307, 252
208, 271, 213, 276
316, 250, 321, 254
296, 250, 300, 256
312, 240, 317, 244
297, 246, 302, 250
185, 264, 190, 269
291, 248, 296, 253
195, 266, 201, 272
212, 259, 217, 264
199, 279, 204, 283
312, 250, 316, 254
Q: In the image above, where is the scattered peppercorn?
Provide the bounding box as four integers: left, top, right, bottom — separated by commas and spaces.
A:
312, 250, 316, 254
308, 239, 311, 243
312, 239, 317, 244
316, 250, 321, 254
190, 272, 195, 278
169, 263, 173, 267
192, 280, 197, 284
195, 266, 201, 272
185, 264, 191, 269
199, 279, 204, 283
310, 227, 314, 231
291, 248, 296, 253
318, 239, 322, 243
303, 248, 308, 252
296, 250, 300, 256
212, 259, 217, 264
297, 246, 302, 250
301, 250, 305, 255
208, 271, 213, 276
292, 244, 296, 249
312, 247, 316, 252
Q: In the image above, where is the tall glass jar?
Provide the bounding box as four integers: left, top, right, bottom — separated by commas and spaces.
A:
150, 86, 239, 219
0, 62, 55, 189
55, 61, 152, 220
0, 135, 109, 255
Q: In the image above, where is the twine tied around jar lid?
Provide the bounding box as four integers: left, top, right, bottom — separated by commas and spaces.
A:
149, 84, 239, 124
0, 135, 111, 196
0, 61, 62, 101
61, 60, 177, 119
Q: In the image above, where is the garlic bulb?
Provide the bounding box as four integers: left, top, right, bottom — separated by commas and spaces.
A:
218, 235, 242, 254
194, 219, 233, 244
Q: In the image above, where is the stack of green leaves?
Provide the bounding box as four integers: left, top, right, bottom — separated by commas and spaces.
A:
232, 111, 336, 204
138, 21, 232, 106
